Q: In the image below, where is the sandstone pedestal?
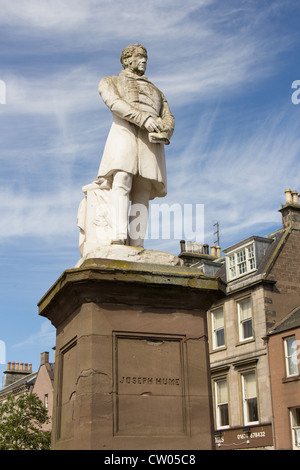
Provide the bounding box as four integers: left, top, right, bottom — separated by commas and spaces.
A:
38, 258, 225, 450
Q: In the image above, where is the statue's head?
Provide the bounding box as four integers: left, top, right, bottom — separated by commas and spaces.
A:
120, 44, 148, 75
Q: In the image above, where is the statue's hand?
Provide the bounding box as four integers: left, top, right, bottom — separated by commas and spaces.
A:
144, 116, 161, 133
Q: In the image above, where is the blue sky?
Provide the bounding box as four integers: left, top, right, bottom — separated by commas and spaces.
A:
1, 0, 300, 384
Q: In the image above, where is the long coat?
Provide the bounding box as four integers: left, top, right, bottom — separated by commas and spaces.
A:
97, 69, 175, 200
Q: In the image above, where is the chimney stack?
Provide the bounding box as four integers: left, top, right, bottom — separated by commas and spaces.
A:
3, 361, 33, 388
178, 240, 222, 266
280, 188, 300, 230
40, 351, 49, 366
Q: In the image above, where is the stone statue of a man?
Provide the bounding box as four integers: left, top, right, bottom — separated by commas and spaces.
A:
95, 44, 175, 247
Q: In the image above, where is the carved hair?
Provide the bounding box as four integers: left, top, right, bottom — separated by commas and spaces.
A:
120, 44, 147, 68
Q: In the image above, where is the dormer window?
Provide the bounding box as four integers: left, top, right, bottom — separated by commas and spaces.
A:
224, 235, 273, 282
227, 243, 256, 281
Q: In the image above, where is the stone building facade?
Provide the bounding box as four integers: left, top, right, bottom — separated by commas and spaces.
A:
180, 188, 300, 449
267, 307, 300, 449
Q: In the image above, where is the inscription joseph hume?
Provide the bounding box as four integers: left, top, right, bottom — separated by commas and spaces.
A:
119, 376, 180, 386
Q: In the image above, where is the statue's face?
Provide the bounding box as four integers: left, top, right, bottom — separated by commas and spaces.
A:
126, 47, 147, 75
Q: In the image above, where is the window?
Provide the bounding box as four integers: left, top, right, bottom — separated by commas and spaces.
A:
214, 378, 229, 429
44, 394, 49, 410
229, 254, 236, 278
44, 394, 48, 409
248, 244, 256, 270
211, 307, 225, 349
290, 407, 300, 449
237, 249, 247, 275
241, 371, 258, 425
226, 243, 256, 280
284, 336, 299, 377
237, 298, 253, 342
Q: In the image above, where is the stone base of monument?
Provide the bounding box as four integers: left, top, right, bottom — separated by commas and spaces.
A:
38, 257, 225, 450
75, 245, 184, 268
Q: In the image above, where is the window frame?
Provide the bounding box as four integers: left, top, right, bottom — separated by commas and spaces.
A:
211, 306, 226, 350
240, 369, 259, 426
284, 335, 299, 377
236, 297, 254, 343
213, 376, 230, 430
290, 407, 300, 449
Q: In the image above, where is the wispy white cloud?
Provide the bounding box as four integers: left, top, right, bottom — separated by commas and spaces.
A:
166, 103, 300, 248
3, 66, 100, 116
0, 0, 211, 35
13, 320, 55, 349
0, 186, 79, 240
1, 0, 290, 106
0, 0, 92, 31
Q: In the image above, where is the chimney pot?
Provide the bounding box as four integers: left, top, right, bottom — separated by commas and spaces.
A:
7, 362, 11, 371
203, 244, 209, 255
211, 245, 216, 257
192, 241, 198, 253
29, 363, 32, 372
285, 188, 292, 204
187, 241, 192, 252
291, 190, 298, 205
180, 240, 186, 252
216, 246, 221, 258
